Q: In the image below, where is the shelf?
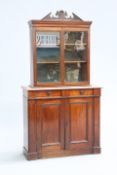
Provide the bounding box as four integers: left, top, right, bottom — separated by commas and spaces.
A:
37, 60, 87, 64
37, 61, 59, 64
36, 45, 60, 48
64, 43, 87, 46
64, 60, 87, 63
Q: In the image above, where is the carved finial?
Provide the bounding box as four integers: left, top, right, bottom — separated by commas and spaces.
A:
56, 10, 68, 19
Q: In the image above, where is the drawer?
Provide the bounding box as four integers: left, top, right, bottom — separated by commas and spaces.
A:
64, 89, 93, 96
29, 90, 62, 98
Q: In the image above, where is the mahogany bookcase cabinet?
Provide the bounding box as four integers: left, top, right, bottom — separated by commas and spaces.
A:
23, 10, 101, 160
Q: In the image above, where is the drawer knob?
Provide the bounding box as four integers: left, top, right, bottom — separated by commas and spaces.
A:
46, 91, 51, 96
80, 90, 84, 95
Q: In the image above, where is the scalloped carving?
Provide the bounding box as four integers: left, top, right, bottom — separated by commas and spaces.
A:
41, 10, 83, 21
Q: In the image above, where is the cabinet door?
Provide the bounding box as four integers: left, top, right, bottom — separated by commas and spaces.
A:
36, 99, 64, 157
65, 98, 93, 153
36, 31, 61, 84
64, 31, 89, 83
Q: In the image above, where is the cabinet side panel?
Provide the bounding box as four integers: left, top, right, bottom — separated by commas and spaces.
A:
28, 100, 37, 153
93, 96, 101, 153
23, 96, 28, 151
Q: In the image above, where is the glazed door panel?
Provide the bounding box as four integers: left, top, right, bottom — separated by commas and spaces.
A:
65, 98, 93, 150
36, 31, 61, 84
36, 99, 64, 157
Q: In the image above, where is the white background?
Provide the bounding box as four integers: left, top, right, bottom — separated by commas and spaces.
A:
0, 0, 117, 174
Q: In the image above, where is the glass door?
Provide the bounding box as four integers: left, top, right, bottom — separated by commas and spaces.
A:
64, 31, 88, 82
36, 31, 60, 83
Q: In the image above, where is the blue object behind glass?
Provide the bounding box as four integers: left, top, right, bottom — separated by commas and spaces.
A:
36, 48, 60, 62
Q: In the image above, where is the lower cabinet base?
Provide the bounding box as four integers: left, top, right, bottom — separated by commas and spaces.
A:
23, 87, 101, 161
23, 147, 101, 160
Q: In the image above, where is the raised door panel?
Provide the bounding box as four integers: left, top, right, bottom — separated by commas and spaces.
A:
71, 102, 88, 142
36, 99, 64, 157
65, 98, 93, 152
